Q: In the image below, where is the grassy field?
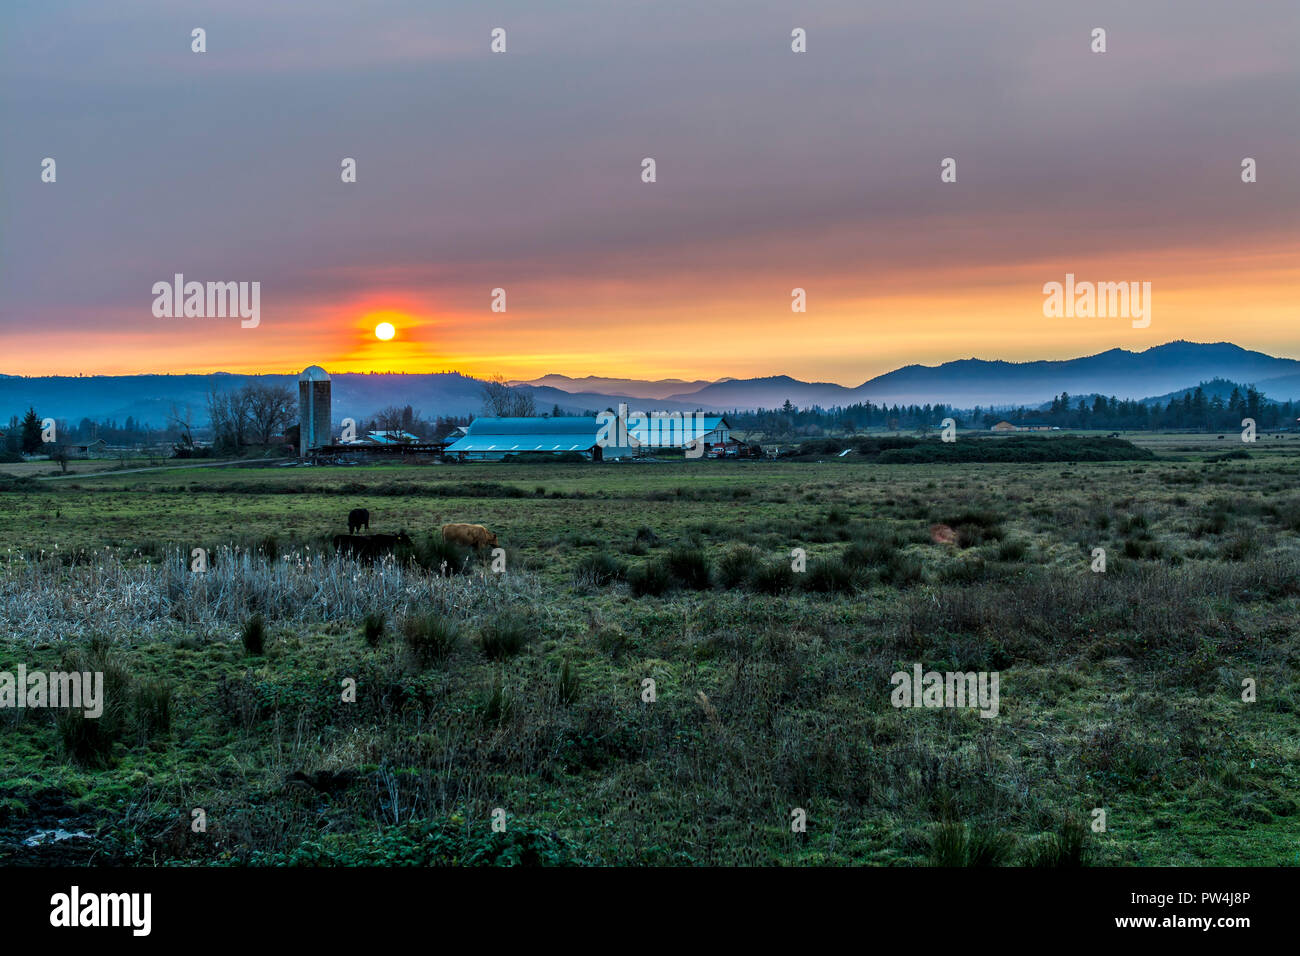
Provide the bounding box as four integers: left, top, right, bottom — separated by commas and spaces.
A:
2, 434, 1297, 866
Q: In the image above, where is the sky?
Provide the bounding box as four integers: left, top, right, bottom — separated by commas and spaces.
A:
2, 0, 1297, 385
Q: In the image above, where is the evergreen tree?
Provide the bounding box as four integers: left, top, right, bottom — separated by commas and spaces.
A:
20, 408, 42, 454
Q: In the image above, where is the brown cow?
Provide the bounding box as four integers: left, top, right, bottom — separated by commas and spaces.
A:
441, 523, 499, 549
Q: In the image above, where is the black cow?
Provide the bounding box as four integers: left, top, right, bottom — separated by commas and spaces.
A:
332, 531, 412, 562
332, 534, 369, 559
368, 531, 413, 552
348, 508, 370, 534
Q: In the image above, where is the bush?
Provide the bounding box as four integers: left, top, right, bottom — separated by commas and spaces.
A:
929, 821, 968, 867
573, 552, 627, 587
402, 613, 460, 668
56, 638, 132, 766
628, 560, 672, 597
241, 612, 266, 655
752, 560, 795, 594
131, 679, 174, 742
716, 544, 760, 589
997, 539, 1029, 562
930, 821, 1015, 867
479, 611, 533, 660
802, 558, 855, 594
843, 536, 897, 569
1024, 814, 1089, 867
880, 551, 925, 587
363, 611, 386, 647
665, 547, 712, 590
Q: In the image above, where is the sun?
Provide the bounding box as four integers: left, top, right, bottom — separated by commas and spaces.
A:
374, 321, 396, 341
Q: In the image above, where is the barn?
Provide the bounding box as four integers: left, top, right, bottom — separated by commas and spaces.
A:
625, 413, 743, 457
444, 416, 638, 461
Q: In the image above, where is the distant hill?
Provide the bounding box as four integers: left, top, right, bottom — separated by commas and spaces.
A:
3, 341, 1297, 425
651, 342, 1300, 409
512, 374, 719, 401
841, 342, 1300, 408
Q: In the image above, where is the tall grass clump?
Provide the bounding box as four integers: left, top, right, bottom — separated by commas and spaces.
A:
752, 560, 795, 594
802, 557, 855, 594
665, 546, 712, 590
628, 560, 672, 597
363, 611, 387, 647
55, 637, 132, 766
716, 544, 760, 589
573, 552, 627, 588
240, 612, 266, 655
479, 610, 533, 660
402, 612, 460, 668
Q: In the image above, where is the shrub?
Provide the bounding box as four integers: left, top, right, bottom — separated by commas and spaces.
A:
752, 560, 795, 594
716, 544, 760, 589
843, 537, 896, 569
241, 612, 266, 655
1024, 814, 1089, 867
665, 547, 712, 590
929, 821, 968, 867
880, 551, 925, 587
479, 611, 533, 660
966, 827, 1016, 866
131, 679, 174, 742
628, 560, 672, 597
997, 539, 1029, 562
573, 552, 627, 587
56, 638, 132, 766
802, 558, 855, 594
402, 613, 460, 668
1220, 532, 1260, 562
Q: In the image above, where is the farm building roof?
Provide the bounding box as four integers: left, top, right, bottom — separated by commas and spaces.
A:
626, 415, 728, 445
444, 416, 604, 453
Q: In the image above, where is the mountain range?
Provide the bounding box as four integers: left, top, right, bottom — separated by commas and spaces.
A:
2, 342, 1297, 426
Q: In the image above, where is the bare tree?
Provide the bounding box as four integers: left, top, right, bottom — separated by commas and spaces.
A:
169, 402, 198, 453
206, 385, 251, 450
373, 405, 414, 440
244, 382, 296, 446
480, 375, 535, 417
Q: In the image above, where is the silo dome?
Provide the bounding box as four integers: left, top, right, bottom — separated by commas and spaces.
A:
299, 365, 330, 382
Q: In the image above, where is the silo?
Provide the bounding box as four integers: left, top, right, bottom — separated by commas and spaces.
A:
298, 366, 331, 456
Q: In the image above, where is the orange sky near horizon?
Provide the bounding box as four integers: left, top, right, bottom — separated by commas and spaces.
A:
7, 240, 1297, 385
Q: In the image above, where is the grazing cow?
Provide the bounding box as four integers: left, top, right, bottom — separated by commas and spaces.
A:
929, 523, 958, 546
369, 531, 413, 552
333, 534, 370, 559
441, 523, 499, 550
348, 508, 370, 534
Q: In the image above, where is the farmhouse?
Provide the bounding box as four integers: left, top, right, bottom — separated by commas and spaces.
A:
991, 420, 1059, 432
444, 416, 638, 461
